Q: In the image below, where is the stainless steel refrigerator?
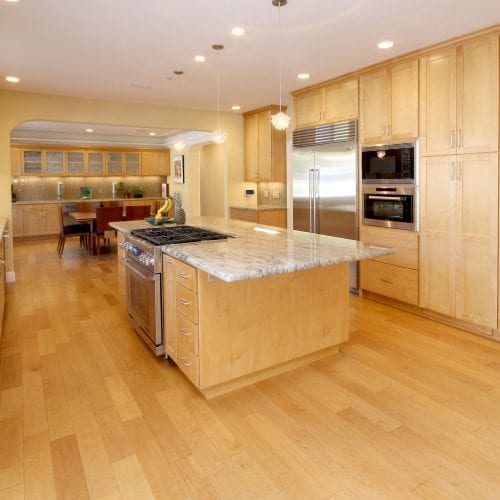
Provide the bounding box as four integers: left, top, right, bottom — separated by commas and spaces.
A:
292, 120, 358, 289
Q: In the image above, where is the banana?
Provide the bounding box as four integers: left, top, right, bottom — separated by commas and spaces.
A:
155, 197, 172, 219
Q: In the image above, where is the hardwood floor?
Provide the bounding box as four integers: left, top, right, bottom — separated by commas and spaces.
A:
1, 238, 500, 498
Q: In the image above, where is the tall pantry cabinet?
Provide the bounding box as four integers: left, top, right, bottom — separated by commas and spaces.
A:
419, 33, 499, 330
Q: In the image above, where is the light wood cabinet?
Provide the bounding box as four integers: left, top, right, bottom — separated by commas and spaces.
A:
87, 151, 105, 175
22, 149, 43, 175
67, 151, 85, 175
359, 225, 419, 305
294, 78, 358, 129
22, 204, 60, 237
359, 59, 418, 144
419, 153, 498, 329
141, 151, 170, 176
45, 150, 65, 175
230, 207, 287, 228
11, 205, 23, 238
10, 148, 21, 176
420, 34, 499, 156
243, 105, 286, 182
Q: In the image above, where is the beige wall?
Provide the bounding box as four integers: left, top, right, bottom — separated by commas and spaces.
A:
0, 89, 245, 275
200, 143, 225, 217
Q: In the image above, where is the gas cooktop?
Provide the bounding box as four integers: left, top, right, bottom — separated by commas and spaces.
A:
130, 225, 230, 246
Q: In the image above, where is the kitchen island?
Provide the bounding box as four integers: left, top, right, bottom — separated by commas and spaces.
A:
111, 217, 393, 398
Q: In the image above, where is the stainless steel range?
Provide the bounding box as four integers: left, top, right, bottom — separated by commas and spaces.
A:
121, 225, 229, 355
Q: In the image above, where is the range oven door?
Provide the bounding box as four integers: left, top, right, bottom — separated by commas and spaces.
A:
363, 185, 416, 231
124, 257, 164, 355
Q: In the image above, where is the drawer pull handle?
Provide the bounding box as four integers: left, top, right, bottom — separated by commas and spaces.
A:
379, 278, 394, 284
178, 273, 190, 279
180, 357, 191, 367
179, 328, 191, 337
179, 299, 190, 306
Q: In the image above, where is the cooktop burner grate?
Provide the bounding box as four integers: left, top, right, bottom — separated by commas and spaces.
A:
130, 225, 229, 246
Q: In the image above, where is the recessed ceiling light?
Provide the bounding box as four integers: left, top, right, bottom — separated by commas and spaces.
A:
85, 128, 93, 133
377, 40, 394, 49
297, 73, 310, 80
232, 27, 245, 36
231, 105, 241, 111
149, 132, 156, 136
5, 0, 20, 3
194, 55, 206, 62
5, 76, 20, 83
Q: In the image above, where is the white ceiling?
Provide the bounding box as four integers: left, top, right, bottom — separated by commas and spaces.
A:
1, 0, 499, 114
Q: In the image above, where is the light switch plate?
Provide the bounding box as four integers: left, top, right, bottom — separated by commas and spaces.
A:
272, 190, 280, 199
264, 190, 269, 198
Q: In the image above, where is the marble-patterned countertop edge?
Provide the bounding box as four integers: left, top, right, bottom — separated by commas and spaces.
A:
111, 217, 395, 283
0, 218, 7, 242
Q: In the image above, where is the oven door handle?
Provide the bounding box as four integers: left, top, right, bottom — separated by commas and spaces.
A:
123, 258, 155, 281
367, 195, 403, 201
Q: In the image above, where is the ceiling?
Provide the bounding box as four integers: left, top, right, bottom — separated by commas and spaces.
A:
1, 0, 499, 114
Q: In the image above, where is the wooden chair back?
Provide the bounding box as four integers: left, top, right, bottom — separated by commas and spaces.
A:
95, 206, 123, 233
125, 205, 151, 221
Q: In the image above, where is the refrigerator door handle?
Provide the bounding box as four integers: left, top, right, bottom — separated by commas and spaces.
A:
314, 169, 320, 233
308, 168, 314, 232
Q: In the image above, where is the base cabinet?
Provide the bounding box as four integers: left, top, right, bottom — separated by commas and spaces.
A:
230, 208, 287, 228
419, 153, 498, 329
22, 204, 59, 237
359, 225, 419, 305
163, 255, 349, 398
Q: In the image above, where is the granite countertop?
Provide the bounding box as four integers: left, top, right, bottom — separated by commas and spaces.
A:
230, 205, 287, 211
12, 197, 162, 205
110, 216, 394, 283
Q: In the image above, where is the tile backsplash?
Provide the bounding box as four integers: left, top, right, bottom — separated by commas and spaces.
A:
12, 176, 168, 202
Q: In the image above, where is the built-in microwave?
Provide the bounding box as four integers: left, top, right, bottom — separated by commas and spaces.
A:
363, 185, 417, 231
362, 142, 416, 184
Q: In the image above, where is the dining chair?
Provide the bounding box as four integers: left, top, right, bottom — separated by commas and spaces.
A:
92, 206, 123, 255
125, 204, 151, 221
57, 205, 91, 257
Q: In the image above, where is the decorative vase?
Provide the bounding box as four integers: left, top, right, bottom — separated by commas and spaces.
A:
174, 206, 186, 225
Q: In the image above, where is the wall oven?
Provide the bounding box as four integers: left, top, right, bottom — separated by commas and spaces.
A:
363, 185, 417, 231
362, 142, 416, 184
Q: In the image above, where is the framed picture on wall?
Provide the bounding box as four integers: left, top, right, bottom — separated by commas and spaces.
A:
173, 155, 184, 184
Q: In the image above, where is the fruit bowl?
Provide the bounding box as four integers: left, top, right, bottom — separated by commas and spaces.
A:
144, 216, 174, 226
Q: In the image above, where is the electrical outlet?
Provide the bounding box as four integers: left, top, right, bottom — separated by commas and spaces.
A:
272, 190, 280, 199
264, 190, 269, 198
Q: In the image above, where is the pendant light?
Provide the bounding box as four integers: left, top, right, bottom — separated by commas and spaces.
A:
270, 0, 291, 130
212, 44, 227, 144
173, 70, 185, 151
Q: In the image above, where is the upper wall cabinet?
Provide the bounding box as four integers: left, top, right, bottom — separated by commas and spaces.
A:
244, 105, 286, 182
419, 33, 499, 156
294, 78, 358, 129
359, 59, 419, 144
11, 146, 169, 176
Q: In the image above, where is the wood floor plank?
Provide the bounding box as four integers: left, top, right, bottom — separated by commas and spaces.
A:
23, 432, 56, 499
50, 435, 90, 500
111, 455, 155, 500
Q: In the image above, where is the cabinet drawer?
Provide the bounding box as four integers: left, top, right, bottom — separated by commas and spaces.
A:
22, 204, 42, 212
360, 260, 418, 305
177, 343, 199, 386
174, 260, 198, 292
177, 312, 199, 355
176, 284, 199, 324
42, 204, 59, 213
230, 208, 258, 223
360, 225, 419, 270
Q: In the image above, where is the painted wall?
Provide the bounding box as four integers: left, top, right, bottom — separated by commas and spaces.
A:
0, 89, 245, 275
200, 143, 225, 218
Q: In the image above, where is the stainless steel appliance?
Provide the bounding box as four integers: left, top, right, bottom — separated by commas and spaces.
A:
292, 119, 358, 288
121, 226, 230, 355
361, 141, 416, 184
362, 185, 416, 231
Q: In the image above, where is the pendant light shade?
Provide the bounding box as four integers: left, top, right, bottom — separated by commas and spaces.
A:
212, 44, 227, 144
271, 0, 291, 131
173, 70, 185, 151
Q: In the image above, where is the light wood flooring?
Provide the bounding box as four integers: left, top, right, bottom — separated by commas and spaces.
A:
1, 238, 500, 499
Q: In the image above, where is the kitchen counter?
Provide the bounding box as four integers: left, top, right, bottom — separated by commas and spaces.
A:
110, 216, 393, 282
229, 205, 287, 211
12, 197, 162, 205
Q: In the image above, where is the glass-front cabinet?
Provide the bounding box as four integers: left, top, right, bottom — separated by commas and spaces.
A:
22, 150, 43, 175
67, 151, 85, 175
46, 151, 65, 174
